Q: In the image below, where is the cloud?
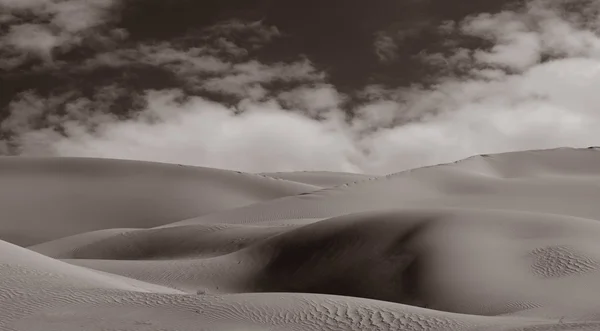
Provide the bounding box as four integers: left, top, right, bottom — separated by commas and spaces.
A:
277, 84, 344, 118
423, 0, 600, 74
2, 24, 65, 61
0, 0, 118, 31
75, 19, 295, 99
200, 59, 325, 98
3, 89, 362, 173
81, 43, 232, 74
373, 17, 433, 63
3, 0, 600, 175
0, 0, 121, 68
81, 19, 282, 71
204, 19, 281, 49
361, 74, 599, 173
373, 32, 399, 63
81, 43, 324, 101
358, 0, 600, 173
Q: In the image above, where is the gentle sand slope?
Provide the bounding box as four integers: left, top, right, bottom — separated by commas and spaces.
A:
170, 147, 600, 227
0, 156, 318, 246
4, 148, 600, 330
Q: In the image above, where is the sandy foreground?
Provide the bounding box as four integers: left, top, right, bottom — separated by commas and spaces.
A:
2, 148, 600, 330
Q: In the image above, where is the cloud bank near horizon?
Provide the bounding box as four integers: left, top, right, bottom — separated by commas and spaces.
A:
2, 0, 600, 174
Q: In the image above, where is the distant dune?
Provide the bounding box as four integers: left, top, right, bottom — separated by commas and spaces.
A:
4, 148, 600, 330
0, 157, 317, 246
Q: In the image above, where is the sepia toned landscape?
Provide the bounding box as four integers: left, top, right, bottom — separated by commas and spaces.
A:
3, 0, 600, 329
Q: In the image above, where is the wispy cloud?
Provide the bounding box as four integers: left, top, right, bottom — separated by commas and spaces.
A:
81, 19, 283, 70
0, 0, 122, 69
373, 17, 432, 63
204, 19, 281, 50
80, 43, 232, 73
373, 32, 399, 63
77, 19, 317, 101
199, 59, 325, 99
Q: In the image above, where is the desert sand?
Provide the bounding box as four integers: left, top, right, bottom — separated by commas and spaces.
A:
3, 148, 600, 330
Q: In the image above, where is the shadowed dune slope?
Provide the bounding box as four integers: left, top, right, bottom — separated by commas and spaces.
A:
30, 224, 290, 260
0, 156, 319, 246
5, 148, 600, 330
240, 208, 600, 316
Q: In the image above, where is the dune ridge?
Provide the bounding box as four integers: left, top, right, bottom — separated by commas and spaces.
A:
4, 148, 600, 330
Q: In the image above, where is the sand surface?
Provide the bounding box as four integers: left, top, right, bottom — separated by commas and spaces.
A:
3, 148, 600, 330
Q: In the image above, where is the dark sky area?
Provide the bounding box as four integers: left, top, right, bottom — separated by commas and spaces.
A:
0, 0, 520, 110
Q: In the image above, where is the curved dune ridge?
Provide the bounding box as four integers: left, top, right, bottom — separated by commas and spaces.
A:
4, 149, 600, 330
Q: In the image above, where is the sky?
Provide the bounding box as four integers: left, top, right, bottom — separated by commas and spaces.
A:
1, 0, 599, 174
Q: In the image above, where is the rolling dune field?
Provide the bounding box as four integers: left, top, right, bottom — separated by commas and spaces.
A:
3, 148, 600, 330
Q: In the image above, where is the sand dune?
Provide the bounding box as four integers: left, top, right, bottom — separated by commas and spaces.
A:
0, 156, 317, 246
4, 148, 600, 330
169, 147, 600, 227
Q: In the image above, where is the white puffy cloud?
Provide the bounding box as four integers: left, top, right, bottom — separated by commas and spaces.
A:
361, 71, 600, 173
357, 0, 600, 173
277, 84, 343, 117
4, 89, 362, 173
